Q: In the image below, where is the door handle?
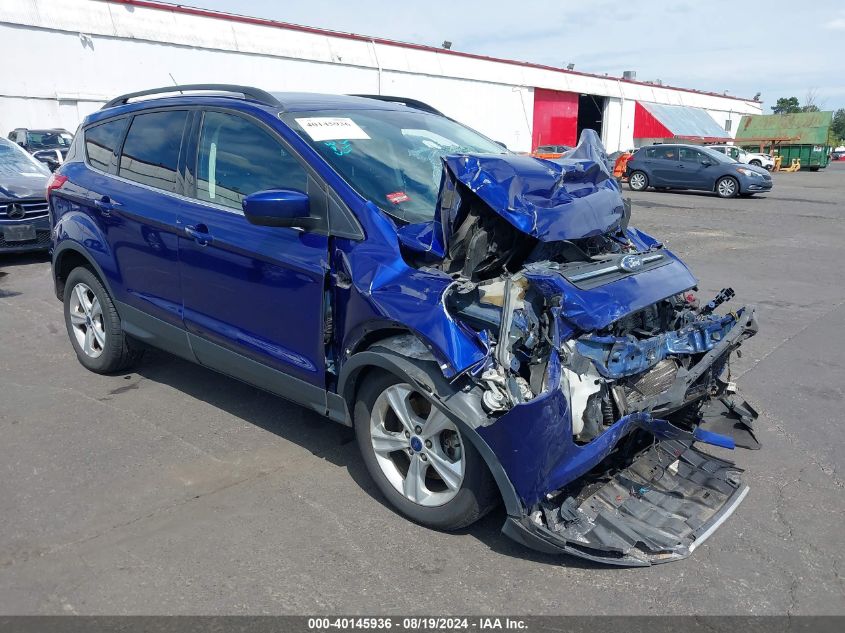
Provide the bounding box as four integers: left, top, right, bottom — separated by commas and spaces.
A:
94, 196, 118, 216
184, 224, 213, 246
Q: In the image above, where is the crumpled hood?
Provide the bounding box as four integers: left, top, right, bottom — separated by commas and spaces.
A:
439, 150, 624, 242
396, 132, 627, 258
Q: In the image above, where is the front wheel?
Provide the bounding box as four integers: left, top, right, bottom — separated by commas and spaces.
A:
716, 176, 739, 198
628, 171, 648, 191
354, 371, 498, 530
749, 159, 762, 167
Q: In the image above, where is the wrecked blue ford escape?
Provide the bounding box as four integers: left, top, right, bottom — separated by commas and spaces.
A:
50, 88, 759, 566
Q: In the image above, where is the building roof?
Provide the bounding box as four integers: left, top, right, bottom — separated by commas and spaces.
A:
735, 112, 834, 145
109, 0, 757, 104
635, 101, 730, 142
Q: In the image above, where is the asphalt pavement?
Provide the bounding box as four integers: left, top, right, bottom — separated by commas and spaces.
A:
1, 163, 844, 615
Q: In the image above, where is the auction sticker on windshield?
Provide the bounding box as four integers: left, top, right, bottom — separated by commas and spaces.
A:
295, 117, 371, 141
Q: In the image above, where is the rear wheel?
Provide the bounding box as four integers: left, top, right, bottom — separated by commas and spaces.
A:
63, 267, 143, 373
354, 371, 498, 530
628, 171, 648, 191
716, 176, 739, 198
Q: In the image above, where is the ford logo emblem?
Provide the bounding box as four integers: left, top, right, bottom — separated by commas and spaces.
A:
619, 254, 643, 273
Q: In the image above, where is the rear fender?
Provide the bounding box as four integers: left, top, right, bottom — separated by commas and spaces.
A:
52, 224, 117, 302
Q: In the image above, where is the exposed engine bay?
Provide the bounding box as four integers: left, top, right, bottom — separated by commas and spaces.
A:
446, 273, 752, 444
392, 131, 760, 564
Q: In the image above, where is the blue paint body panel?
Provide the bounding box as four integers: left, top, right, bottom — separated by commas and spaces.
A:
575, 312, 738, 378
441, 153, 624, 242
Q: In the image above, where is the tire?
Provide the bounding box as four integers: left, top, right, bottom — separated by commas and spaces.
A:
63, 266, 143, 374
628, 171, 648, 191
749, 159, 762, 167
715, 176, 739, 198
354, 370, 498, 530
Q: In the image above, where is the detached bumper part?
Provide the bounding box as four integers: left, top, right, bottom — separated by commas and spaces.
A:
502, 440, 748, 566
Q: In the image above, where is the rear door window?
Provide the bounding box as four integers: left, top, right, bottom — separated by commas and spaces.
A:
118, 110, 188, 193
85, 118, 128, 172
654, 146, 679, 161
194, 111, 308, 211
679, 148, 702, 163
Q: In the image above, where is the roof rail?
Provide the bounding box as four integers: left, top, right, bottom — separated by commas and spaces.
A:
350, 94, 443, 116
102, 84, 281, 110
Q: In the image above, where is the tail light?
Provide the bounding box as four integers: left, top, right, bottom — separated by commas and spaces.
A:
46, 173, 68, 196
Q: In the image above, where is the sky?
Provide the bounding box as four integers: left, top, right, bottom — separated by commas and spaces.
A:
183, 0, 845, 112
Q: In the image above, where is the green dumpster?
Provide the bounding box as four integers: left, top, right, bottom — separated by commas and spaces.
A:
735, 111, 834, 171
775, 144, 831, 171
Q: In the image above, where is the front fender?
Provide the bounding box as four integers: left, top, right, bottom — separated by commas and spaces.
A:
337, 343, 523, 516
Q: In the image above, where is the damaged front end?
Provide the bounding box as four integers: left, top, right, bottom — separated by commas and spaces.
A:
396, 131, 760, 565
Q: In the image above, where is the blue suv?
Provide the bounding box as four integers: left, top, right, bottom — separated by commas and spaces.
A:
49, 85, 761, 565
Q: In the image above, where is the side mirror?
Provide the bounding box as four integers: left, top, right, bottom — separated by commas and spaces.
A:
700, 158, 713, 166
242, 189, 317, 229
494, 140, 509, 150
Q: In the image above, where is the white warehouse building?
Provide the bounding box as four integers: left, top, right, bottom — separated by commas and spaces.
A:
0, 0, 763, 153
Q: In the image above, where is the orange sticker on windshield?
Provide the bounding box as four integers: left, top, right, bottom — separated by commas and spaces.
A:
386, 191, 410, 204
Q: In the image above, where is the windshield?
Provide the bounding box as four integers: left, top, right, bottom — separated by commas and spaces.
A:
0, 139, 51, 176
26, 130, 73, 150
700, 146, 736, 164
281, 108, 506, 223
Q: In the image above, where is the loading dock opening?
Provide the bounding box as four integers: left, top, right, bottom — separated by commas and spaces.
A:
577, 94, 605, 140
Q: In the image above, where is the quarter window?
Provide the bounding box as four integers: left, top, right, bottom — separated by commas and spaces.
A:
119, 111, 188, 193
85, 118, 128, 172
196, 111, 307, 211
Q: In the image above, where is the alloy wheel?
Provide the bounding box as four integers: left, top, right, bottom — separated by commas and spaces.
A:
369, 383, 465, 507
630, 172, 646, 190
68, 282, 106, 358
717, 177, 737, 197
